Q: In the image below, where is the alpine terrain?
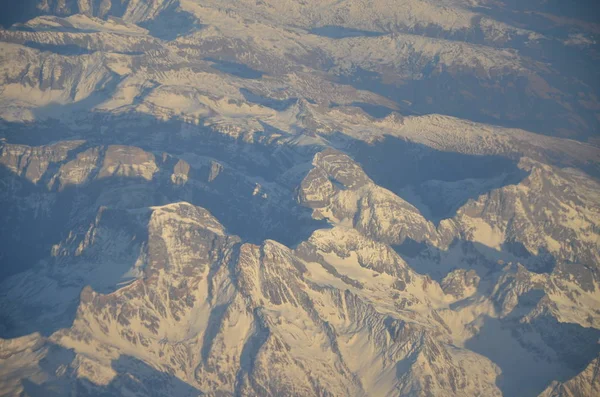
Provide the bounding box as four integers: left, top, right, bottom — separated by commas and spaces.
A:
0, 1, 599, 396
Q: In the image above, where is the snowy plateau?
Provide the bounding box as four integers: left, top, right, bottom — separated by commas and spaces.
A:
0, 1, 599, 396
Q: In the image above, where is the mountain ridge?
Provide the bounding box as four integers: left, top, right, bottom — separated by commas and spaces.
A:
0, 1, 599, 396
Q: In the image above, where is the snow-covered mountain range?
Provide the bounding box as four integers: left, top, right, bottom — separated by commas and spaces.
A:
0, 1, 599, 396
